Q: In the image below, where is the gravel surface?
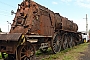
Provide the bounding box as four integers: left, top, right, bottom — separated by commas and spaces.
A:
79, 43, 90, 60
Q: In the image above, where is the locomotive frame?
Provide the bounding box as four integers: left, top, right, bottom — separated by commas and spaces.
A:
0, 0, 83, 60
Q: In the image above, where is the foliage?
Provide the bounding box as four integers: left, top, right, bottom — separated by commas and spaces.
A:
0, 53, 8, 59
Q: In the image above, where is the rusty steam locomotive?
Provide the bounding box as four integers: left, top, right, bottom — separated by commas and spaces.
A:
0, 0, 82, 60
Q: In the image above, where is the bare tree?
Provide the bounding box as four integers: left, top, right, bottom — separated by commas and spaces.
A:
89, 30, 90, 37
0, 28, 2, 32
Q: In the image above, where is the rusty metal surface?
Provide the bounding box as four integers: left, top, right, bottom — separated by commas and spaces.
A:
25, 35, 52, 38
55, 13, 62, 29
9, 0, 79, 36
61, 17, 78, 32
0, 33, 22, 41
10, 0, 54, 36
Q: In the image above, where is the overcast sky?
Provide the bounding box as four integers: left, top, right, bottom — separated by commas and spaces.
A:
0, 0, 90, 32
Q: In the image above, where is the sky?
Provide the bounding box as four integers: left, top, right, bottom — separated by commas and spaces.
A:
0, 0, 90, 32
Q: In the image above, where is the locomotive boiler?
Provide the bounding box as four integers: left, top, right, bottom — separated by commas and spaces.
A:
0, 0, 82, 60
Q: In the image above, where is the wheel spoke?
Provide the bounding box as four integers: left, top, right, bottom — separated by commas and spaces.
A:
23, 47, 27, 51
21, 52, 26, 54
30, 51, 34, 56
24, 57, 26, 60
21, 55, 26, 59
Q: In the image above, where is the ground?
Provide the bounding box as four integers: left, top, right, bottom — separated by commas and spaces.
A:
0, 43, 90, 60
35, 43, 90, 60
79, 43, 90, 60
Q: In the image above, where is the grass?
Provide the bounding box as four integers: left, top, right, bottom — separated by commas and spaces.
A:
0, 52, 8, 59
0, 43, 89, 60
36, 43, 89, 60
0, 52, 2, 59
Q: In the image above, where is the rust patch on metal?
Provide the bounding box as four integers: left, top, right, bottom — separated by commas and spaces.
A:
0, 33, 22, 41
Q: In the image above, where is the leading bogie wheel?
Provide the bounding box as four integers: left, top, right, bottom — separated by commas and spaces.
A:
17, 42, 35, 60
